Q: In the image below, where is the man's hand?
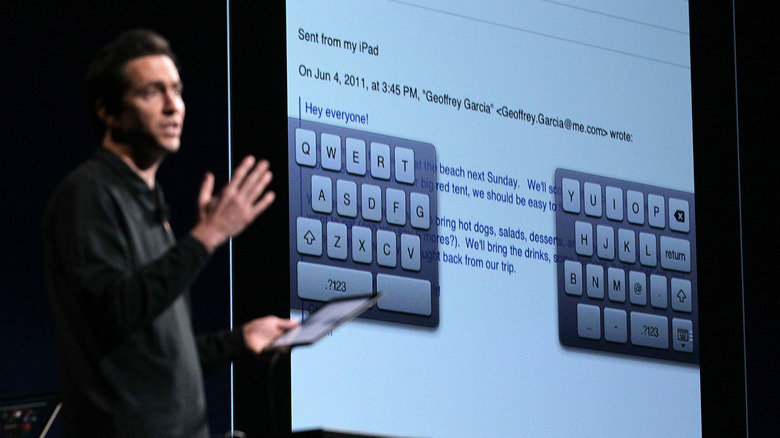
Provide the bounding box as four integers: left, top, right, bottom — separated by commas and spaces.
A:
191, 156, 275, 253
242, 316, 299, 354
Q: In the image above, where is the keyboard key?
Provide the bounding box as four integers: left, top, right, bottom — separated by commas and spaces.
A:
377, 274, 431, 316
630, 312, 669, 349
295, 128, 317, 167
672, 318, 694, 353
351, 225, 372, 264
345, 137, 366, 175
586, 264, 604, 299
626, 190, 644, 225
394, 147, 415, 184
575, 221, 593, 256
336, 180, 357, 217
660, 236, 691, 272
647, 194, 665, 228
401, 234, 421, 271
326, 222, 348, 260
605, 186, 623, 221
596, 225, 615, 260
639, 232, 657, 267
629, 271, 647, 306
650, 274, 668, 309
564, 261, 583, 296
361, 184, 382, 221
297, 262, 372, 301
386, 188, 406, 226
670, 278, 693, 313
617, 228, 636, 263
370, 142, 391, 180
604, 308, 627, 343
321, 133, 341, 171
311, 175, 332, 214
410, 193, 430, 230
297, 217, 322, 256
577, 304, 601, 340
562, 178, 580, 213
668, 197, 690, 232
608, 267, 626, 303
584, 182, 602, 217
376, 230, 397, 268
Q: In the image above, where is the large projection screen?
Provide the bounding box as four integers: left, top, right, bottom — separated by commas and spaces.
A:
229, 0, 745, 436
286, 1, 701, 436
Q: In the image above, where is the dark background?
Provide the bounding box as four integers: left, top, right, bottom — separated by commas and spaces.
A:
1, 1, 236, 433
1, 1, 778, 436
734, 3, 780, 436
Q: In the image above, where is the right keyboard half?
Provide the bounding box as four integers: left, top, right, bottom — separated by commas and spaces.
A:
555, 169, 698, 364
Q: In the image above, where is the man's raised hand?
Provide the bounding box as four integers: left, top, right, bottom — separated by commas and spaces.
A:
191, 156, 276, 253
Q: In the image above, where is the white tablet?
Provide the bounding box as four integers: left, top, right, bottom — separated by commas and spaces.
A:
269, 294, 382, 350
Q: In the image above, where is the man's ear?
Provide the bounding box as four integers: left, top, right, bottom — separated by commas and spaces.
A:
96, 100, 119, 128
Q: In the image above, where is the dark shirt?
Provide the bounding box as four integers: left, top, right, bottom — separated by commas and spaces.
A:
43, 148, 245, 437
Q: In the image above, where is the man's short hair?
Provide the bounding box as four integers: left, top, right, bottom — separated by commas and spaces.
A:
84, 29, 179, 132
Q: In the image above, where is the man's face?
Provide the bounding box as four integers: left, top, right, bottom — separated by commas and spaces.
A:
113, 55, 185, 155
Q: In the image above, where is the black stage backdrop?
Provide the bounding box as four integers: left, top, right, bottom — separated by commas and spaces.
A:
735, 3, 780, 436
1, 2, 234, 433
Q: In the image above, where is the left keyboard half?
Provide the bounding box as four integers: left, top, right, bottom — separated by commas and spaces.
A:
288, 118, 440, 328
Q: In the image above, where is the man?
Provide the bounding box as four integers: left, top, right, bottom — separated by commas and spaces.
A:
42, 29, 297, 437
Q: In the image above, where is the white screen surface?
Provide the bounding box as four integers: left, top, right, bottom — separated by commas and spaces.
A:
286, 1, 699, 436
